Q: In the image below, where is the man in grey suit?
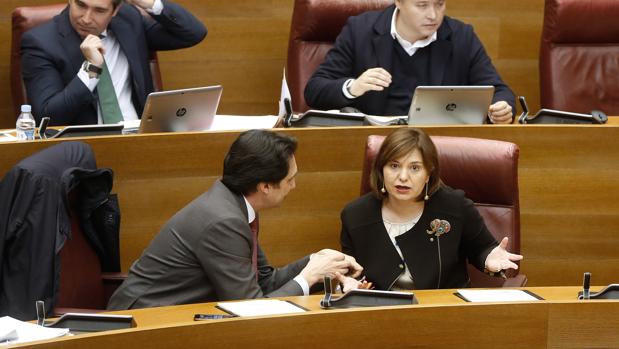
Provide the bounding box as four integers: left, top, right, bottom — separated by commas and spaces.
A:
108, 130, 363, 310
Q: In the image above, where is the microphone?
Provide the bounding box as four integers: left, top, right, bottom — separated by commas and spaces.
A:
582, 272, 591, 300
35, 300, 46, 326
320, 276, 334, 308
283, 98, 293, 127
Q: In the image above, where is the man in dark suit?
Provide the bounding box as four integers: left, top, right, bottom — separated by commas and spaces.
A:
21, 0, 206, 125
304, 0, 515, 124
108, 130, 364, 310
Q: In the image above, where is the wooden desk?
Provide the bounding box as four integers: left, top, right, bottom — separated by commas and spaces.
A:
1, 124, 619, 287
10, 287, 619, 349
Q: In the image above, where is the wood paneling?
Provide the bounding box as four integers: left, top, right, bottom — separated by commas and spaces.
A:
1, 124, 619, 287
0, 0, 544, 127
11, 287, 619, 349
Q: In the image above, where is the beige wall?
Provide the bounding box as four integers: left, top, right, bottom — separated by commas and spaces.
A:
0, 0, 544, 128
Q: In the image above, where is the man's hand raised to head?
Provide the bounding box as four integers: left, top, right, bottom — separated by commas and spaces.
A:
125, 0, 155, 10
80, 34, 105, 67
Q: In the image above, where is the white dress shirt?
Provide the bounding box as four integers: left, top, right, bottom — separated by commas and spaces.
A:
77, 0, 164, 124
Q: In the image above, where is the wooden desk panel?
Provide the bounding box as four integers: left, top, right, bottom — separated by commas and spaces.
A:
11, 287, 619, 349
1, 125, 619, 287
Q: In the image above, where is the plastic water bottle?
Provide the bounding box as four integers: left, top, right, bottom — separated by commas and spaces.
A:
16, 104, 36, 141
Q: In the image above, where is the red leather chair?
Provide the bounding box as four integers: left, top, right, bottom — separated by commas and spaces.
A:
540, 0, 619, 114
0, 142, 125, 319
54, 193, 125, 315
360, 134, 526, 288
10, 4, 163, 116
286, 0, 393, 112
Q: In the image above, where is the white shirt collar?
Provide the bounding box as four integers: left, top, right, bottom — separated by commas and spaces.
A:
243, 196, 256, 224
390, 7, 438, 56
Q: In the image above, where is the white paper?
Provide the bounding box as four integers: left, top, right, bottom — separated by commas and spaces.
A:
0, 316, 69, 345
0, 132, 17, 143
210, 115, 279, 131
365, 115, 407, 126
278, 68, 292, 118
456, 289, 540, 303
121, 120, 141, 129
217, 299, 306, 317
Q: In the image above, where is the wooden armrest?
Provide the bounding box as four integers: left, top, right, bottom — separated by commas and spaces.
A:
102, 272, 127, 283
102, 272, 128, 306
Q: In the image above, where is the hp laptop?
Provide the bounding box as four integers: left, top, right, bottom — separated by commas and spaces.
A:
407, 86, 494, 125
138, 85, 223, 133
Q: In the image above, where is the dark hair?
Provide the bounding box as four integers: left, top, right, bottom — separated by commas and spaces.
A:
70, 0, 123, 10
222, 130, 298, 195
370, 128, 442, 200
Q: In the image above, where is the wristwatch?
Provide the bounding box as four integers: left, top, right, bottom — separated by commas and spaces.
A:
82, 60, 103, 79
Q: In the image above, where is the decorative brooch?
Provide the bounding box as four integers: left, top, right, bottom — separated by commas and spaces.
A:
427, 219, 451, 239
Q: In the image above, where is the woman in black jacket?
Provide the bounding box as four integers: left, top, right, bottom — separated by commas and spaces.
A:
340, 128, 522, 290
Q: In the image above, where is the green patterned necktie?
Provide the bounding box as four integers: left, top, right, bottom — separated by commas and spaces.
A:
97, 61, 123, 124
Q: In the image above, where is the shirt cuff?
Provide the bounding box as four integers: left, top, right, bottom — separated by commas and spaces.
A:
342, 79, 357, 99
147, 0, 164, 15
293, 274, 310, 296
77, 69, 99, 92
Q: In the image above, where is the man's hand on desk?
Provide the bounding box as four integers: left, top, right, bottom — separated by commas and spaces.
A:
301, 249, 363, 286
488, 101, 513, 124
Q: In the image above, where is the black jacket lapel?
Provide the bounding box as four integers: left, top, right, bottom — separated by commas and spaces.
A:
429, 19, 454, 85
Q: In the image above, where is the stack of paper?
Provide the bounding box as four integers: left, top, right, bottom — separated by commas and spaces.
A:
0, 316, 69, 345
0, 132, 17, 143
216, 299, 306, 317
210, 115, 280, 131
456, 289, 541, 303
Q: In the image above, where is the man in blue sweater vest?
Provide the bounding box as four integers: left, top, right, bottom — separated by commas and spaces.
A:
305, 0, 515, 124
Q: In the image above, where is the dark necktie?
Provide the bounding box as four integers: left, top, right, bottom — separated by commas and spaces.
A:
97, 61, 123, 124
249, 215, 259, 281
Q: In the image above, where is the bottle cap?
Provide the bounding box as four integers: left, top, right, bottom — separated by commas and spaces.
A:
21, 104, 32, 113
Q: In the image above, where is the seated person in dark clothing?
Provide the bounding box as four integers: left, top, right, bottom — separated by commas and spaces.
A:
340, 128, 523, 290
304, 0, 515, 123
21, 0, 207, 125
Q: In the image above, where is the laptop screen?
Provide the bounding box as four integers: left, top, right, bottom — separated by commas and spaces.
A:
138, 85, 223, 133
407, 86, 494, 125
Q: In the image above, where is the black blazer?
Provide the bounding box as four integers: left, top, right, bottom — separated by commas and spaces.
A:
305, 5, 515, 116
21, 0, 207, 125
340, 187, 498, 290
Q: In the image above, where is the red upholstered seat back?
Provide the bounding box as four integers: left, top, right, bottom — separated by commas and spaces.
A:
56, 193, 106, 310
286, 0, 393, 112
540, 0, 619, 114
10, 4, 163, 116
361, 135, 521, 287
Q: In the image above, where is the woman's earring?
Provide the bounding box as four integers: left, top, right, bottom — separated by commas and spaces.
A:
424, 182, 429, 201
380, 183, 386, 194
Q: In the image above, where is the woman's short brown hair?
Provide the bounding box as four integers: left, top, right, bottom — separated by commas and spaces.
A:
370, 128, 442, 200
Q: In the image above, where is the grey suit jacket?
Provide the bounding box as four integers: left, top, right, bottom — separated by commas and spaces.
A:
107, 180, 309, 310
